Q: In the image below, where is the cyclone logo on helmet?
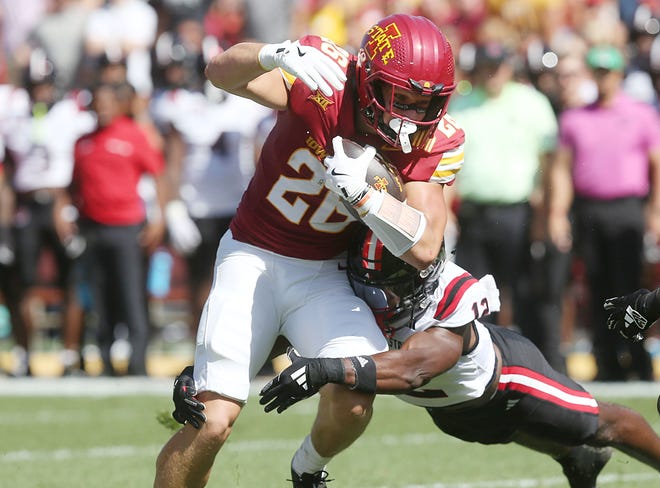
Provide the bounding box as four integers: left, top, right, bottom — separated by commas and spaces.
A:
363, 22, 402, 65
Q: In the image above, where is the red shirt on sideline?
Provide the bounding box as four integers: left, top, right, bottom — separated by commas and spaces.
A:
72, 116, 164, 225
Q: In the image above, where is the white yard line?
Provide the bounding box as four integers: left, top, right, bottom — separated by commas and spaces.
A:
1, 444, 657, 487
0, 433, 444, 463
1, 434, 656, 487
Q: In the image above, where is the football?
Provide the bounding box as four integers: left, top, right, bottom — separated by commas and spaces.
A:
339, 139, 406, 219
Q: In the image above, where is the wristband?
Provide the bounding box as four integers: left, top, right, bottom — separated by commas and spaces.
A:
307, 356, 377, 393
642, 288, 660, 321
345, 183, 371, 207
353, 186, 383, 216
347, 355, 377, 393
309, 358, 345, 388
257, 41, 290, 71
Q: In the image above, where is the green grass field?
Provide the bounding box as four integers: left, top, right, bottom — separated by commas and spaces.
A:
0, 380, 658, 487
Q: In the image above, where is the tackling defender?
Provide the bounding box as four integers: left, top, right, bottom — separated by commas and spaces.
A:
154, 14, 465, 488
257, 229, 660, 487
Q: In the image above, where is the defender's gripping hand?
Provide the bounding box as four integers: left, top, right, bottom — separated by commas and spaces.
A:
259, 348, 343, 414
324, 136, 377, 206
604, 289, 654, 342
172, 365, 206, 429
258, 40, 346, 97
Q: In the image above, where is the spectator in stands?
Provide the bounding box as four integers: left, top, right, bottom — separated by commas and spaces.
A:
0, 76, 26, 269
97, 52, 128, 85
22, 0, 93, 95
0, 0, 48, 79
0, 153, 20, 373
150, 40, 271, 336
63, 81, 167, 376
3, 54, 95, 376
291, 0, 349, 47
203, 0, 247, 49
83, 0, 158, 96
548, 44, 660, 381
448, 40, 560, 368
551, 52, 597, 113
0, 77, 26, 376
243, 0, 294, 44
152, 15, 212, 93
522, 52, 598, 375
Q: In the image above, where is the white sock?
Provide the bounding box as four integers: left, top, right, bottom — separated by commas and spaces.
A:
291, 435, 332, 475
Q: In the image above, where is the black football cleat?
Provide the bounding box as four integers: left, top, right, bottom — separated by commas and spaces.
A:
558, 446, 612, 488
290, 467, 333, 487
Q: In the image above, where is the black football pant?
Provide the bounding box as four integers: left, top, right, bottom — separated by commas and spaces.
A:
573, 197, 653, 381
454, 201, 531, 327
81, 222, 150, 376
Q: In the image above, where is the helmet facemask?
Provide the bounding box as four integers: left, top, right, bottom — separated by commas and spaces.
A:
351, 269, 426, 338
348, 230, 445, 339
361, 76, 451, 153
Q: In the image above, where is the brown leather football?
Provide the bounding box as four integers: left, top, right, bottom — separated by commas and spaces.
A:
339, 139, 405, 219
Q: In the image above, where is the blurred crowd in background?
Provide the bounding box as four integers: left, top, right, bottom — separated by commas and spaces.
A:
0, 0, 660, 381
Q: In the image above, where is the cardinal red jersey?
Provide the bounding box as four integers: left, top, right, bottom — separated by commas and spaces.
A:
230, 35, 465, 260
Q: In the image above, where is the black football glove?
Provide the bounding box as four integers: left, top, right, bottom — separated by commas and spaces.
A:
259, 348, 343, 414
604, 289, 655, 342
172, 365, 206, 429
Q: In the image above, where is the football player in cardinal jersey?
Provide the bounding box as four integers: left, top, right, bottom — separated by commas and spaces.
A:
154, 13, 465, 488
260, 230, 660, 486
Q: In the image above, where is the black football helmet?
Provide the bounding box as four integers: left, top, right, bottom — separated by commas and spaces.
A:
347, 228, 445, 338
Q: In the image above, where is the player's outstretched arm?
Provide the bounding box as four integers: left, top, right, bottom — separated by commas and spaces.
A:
258, 40, 346, 97
604, 288, 660, 341
205, 39, 346, 110
259, 327, 464, 414
205, 42, 288, 110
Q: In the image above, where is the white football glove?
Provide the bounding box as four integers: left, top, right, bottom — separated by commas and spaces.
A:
258, 40, 346, 97
165, 200, 202, 256
323, 136, 377, 206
